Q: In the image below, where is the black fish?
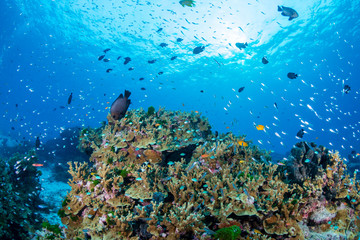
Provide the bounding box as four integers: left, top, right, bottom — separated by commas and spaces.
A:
124, 57, 131, 65
148, 59, 156, 64
235, 42, 248, 50
156, 28, 163, 33
68, 93, 73, 104
141, 87, 146, 90
238, 87, 245, 93
59, 106, 65, 109
344, 84, 351, 94
176, 38, 183, 42
262, 56, 269, 64
274, 102, 278, 109
117, 56, 122, 60
200, 90, 204, 93
296, 129, 305, 138
287, 72, 298, 79
11, 127, 15, 130
171, 56, 177, 60
104, 48, 111, 53
193, 46, 205, 54
98, 55, 105, 61
158, 72, 163, 75
139, 77, 145, 81
128, 67, 134, 71
103, 58, 110, 62
110, 90, 131, 120
15, 104, 18, 107
35, 136, 40, 148
159, 43, 168, 47
106, 69, 113, 73
278, 6, 299, 21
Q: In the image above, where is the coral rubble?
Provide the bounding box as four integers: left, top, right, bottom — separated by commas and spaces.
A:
56, 108, 360, 239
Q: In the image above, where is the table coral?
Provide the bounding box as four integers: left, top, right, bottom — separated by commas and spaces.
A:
56, 108, 360, 240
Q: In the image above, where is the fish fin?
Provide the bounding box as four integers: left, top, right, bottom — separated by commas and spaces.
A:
124, 90, 131, 98
277, 6, 282, 11
127, 99, 131, 106
281, 12, 287, 16
119, 93, 124, 99
288, 16, 295, 20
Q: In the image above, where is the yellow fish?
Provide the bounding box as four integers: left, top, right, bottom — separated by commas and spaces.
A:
256, 124, 265, 131
179, 0, 195, 7
238, 140, 248, 147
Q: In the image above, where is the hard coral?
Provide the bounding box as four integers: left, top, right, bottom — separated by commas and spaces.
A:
57, 108, 360, 240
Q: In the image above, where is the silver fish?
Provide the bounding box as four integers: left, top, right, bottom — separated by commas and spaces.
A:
278, 6, 298, 21
110, 90, 131, 120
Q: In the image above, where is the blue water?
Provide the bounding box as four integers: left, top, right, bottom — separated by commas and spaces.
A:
1, 0, 359, 160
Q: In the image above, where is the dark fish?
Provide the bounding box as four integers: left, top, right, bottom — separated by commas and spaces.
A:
59, 106, 65, 109
176, 38, 183, 42
11, 127, 15, 130
141, 87, 146, 90
110, 90, 131, 120
104, 48, 111, 53
148, 59, 156, 64
171, 56, 177, 60
200, 90, 204, 93
106, 69, 113, 73
296, 129, 305, 138
156, 28, 163, 33
15, 104, 18, 107
68, 93, 73, 104
193, 46, 205, 54
235, 42, 248, 50
287, 72, 298, 79
158, 72, 163, 75
128, 67, 134, 71
98, 55, 105, 61
274, 102, 278, 109
278, 6, 299, 21
238, 87, 245, 93
117, 56, 122, 60
159, 43, 168, 47
139, 77, 145, 81
344, 84, 351, 94
103, 58, 110, 62
35, 136, 40, 148
124, 57, 131, 65
262, 56, 269, 64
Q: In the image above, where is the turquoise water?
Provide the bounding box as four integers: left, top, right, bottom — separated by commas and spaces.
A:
1, 0, 359, 158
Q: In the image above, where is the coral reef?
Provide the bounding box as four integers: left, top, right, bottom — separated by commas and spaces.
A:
55, 108, 360, 240
0, 151, 44, 239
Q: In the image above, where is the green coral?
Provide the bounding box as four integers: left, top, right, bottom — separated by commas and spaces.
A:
41, 222, 62, 235
214, 225, 241, 240
147, 106, 155, 116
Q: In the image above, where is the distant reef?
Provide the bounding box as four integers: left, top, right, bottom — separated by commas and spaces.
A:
31, 108, 360, 239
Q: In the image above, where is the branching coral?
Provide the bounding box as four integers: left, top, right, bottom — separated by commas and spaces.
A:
55, 108, 360, 240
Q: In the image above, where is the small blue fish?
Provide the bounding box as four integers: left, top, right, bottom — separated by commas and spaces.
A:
304, 159, 311, 163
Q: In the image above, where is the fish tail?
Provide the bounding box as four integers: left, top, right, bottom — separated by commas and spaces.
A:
125, 90, 131, 98
277, 5, 282, 11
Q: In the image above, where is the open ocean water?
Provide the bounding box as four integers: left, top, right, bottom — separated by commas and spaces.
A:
0, 0, 360, 239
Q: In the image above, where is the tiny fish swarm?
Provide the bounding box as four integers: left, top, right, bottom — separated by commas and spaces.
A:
56, 108, 360, 240
0, 151, 44, 239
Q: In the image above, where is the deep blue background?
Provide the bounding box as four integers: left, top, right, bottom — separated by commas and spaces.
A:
1, 0, 359, 159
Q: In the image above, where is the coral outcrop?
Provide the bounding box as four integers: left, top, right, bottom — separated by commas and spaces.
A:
0, 151, 44, 239
56, 108, 360, 240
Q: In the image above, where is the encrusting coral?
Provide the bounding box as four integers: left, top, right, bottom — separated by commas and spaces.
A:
53, 107, 360, 240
